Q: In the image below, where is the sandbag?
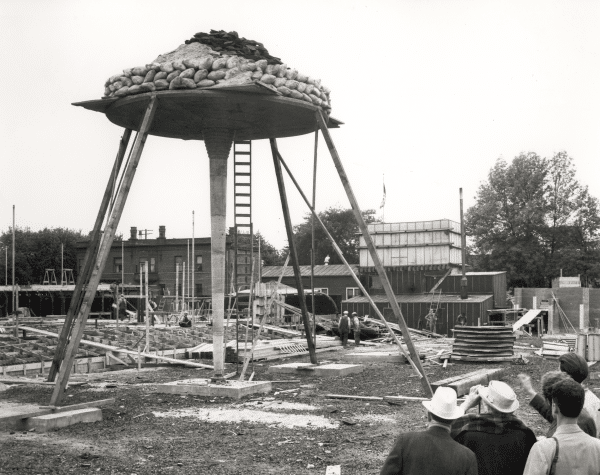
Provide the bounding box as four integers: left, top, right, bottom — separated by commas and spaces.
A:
154, 71, 167, 81
169, 77, 183, 90
285, 68, 298, 80
277, 86, 292, 96
198, 56, 214, 70
183, 58, 201, 69
290, 90, 303, 100
139, 82, 156, 92
154, 79, 169, 89
167, 70, 181, 82
296, 73, 308, 83
301, 93, 312, 103
211, 58, 227, 70
225, 67, 241, 79
172, 60, 186, 71
180, 68, 195, 79
276, 63, 287, 78
120, 77, 133, 87
112, 81, 123, 90
251, 70, 263, 80
197, 79, 215, 88
122, 69, 133, 78
181, 78, 196, 89
128, 85, 142, 94
145, 62, 161, 71
284, 79, 299, 90
131, 76, 144, 85
308, 94, 322, 105
194, 69, 208, 82
114, 86, 129, 96
260, 74, 276, 84
304, 84, 314, 95
255, 59, 267, 71
208, 70, 227, 81
109, 74, 121, 84
273, 77, 287, 87
160, 62, 174, 73
143, 70, 156, 83
132, 66, 148, 76
240, 61, 256, 72
296, 82, 307, 93
226, 56, 241, 69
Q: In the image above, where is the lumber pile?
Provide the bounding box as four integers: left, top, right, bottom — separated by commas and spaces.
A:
450, 326, 516, 362
536, 341, 571, 358
102, 30, 332, 112
229, 336, 342, 362
431, 368, 507, 396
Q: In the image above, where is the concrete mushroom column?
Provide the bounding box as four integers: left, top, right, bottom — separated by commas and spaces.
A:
204, 128, 234, 377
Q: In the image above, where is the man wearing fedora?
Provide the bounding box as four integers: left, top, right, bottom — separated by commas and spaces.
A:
523, 378, 600, 474
451, 380, 537, 475
380, 387, 477, 475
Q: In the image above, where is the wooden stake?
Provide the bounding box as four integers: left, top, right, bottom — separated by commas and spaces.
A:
315, 111, 432, 396
269, 139, 317, 364
49, 96, 157, 405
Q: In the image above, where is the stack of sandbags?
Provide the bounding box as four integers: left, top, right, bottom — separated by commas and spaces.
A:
102, 32, 332, 112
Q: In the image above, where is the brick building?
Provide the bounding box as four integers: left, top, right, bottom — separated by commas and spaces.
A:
75, 226, 234, 298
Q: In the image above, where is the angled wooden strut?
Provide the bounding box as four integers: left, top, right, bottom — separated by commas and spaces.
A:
50, 96, 158, 405
48, 128, 132, 382
315, 111, 433, 397
269, 138, 317, 364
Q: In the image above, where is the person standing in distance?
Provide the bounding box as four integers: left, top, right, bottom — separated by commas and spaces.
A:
338, 311, 350, 348
351, 311, 361, 346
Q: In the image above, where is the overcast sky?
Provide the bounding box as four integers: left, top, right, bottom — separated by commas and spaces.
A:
1, 0, 599, 252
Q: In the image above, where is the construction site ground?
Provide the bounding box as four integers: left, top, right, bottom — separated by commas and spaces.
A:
0, 336, 586, 475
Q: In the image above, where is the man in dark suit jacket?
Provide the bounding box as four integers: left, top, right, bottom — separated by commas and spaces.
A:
380, 387, 477, 475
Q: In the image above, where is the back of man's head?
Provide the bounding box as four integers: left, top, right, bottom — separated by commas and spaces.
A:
559, 353, 589, 383
551, 378, 585, 418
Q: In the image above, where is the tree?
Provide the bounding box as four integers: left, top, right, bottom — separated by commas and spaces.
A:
0, 227, 86, 285
291, 206, 379, 265
254, 232, 285, 266
466, 152, 600, 287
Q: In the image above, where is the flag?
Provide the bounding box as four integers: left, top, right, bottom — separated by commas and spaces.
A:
380, 181, 386, 209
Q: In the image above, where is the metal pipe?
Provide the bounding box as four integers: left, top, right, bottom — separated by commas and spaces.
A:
192, 211, 195, 316
12, 205, 17, 337
311, 130, 318, 347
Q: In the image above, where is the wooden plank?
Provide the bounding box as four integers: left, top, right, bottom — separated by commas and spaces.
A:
50, 97, 158, 406
450, 355, 515, 362
324, 394, 384, 401
316, 111, 433, 397
447, 368, 507, 396
0, 398, 115, 427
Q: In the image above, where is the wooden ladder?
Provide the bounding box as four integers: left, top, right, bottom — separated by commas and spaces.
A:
233, 140, 253, 288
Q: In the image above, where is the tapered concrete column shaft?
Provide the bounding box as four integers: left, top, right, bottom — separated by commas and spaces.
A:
204, 128, 234, 377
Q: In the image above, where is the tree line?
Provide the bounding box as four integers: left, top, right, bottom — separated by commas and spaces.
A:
3, 151, 598, 289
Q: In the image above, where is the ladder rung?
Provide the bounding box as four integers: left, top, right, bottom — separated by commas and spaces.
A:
236, 203, 251, 207
234, 140, 251, 145
234, 151, 251, 155
235, 193, 251, 197
235, 213, 251, 217
235, 173, 251, 176
235, 224, 252, 228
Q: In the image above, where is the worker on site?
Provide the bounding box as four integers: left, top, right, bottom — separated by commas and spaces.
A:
179, 312, 192, 328
351, 311, 361, 346
117, 294, 128, 320
338, 311, 350, 347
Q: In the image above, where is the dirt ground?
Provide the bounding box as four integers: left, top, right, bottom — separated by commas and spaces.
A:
0, 337, 588, 475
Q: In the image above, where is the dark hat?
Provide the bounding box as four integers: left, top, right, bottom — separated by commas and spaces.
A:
559, 353, 589, 383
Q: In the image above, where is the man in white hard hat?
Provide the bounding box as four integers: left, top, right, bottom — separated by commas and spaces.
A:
451, 381, 537, 475
380, 387, 477, 475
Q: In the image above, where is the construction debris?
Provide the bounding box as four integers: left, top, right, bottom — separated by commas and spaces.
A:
431, 368, 507, 396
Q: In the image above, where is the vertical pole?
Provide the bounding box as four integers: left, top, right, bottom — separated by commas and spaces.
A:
61, 243, 64, 286
139, 260, 143, 321
269, 138, 317, 364
192, 211, 195, 317
50, 97, 156, 405
145, 263, 149, 350
121, 240, 124, 292
316, 111, 432, 396
311, 130, 318, 347
182, 262, 186, 311
580, 304, 585, 332
176, 263, 179, 312
187, 239, 190, 308
12, 205, 17, 338
204, 128, 234, 378
460, 188, 468, 300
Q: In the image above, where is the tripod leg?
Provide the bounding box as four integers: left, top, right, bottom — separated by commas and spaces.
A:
50, 96, 157, 405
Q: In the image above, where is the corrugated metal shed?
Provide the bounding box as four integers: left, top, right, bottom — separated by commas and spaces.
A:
342, 293, 495, 336
262, 264, 358, 279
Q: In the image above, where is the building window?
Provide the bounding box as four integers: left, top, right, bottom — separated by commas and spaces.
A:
195, 283, 203, 296
314, 287, 329, 295
150, 257, 155, 273
175, 256, 183, 271
139, 258, 155, 273
346, 287, 360, 300
196, 254, 203, 272
114, 257, 122, 273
